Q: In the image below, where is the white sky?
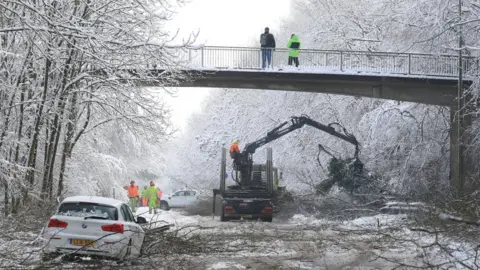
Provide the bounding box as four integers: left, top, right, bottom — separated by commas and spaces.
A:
164, 0, 292, 129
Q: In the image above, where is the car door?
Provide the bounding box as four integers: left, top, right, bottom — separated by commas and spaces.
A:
169, 191, 186, 208
185, 191, 197, 206
121, 204, 143, 254
126, 205, 145, 255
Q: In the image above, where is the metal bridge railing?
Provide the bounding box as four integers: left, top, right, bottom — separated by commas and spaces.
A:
154, 46, 478, 78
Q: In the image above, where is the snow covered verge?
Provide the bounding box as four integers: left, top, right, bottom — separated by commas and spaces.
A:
2, 209, 478, 269
0, 217, 47, 269
135, 207, 201, 232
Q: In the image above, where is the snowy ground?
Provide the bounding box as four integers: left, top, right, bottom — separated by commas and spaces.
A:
1, 208, 478, 269
131, 208, 478, 269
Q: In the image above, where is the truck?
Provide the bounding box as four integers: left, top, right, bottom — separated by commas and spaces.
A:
213, 115, 362, 222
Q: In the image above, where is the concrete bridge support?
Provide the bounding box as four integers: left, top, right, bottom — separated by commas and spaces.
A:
450, 98, 472, 198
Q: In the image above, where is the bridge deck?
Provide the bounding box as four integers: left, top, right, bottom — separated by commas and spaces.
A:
188, 66, 470, 81
142, 69, 462, 106
141, 46, 477, 105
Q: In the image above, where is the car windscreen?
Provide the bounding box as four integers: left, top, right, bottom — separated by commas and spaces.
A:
57, 202, 118, 220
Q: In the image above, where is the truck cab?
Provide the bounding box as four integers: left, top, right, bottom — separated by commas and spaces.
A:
214, 148, 277, 222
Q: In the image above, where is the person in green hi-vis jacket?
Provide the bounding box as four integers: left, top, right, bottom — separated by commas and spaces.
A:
145, 181, 158, 214
287, 34, 301, 67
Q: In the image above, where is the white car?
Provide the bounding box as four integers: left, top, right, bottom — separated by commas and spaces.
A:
160, 190, 198, 210
42, 196, 147, 260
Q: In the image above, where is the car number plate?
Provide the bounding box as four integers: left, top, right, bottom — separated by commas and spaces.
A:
242, 215, 252, 218
239, 202, 249, 207
71, 239, 96, 247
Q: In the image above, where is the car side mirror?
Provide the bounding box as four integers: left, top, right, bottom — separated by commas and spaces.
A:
136, 216, 147, 224
168, 197, 171, 200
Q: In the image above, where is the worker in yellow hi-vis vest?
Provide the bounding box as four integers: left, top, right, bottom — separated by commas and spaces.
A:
145, 181, 158, 214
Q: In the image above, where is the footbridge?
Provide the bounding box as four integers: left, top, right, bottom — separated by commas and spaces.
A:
144, 46, 476, 106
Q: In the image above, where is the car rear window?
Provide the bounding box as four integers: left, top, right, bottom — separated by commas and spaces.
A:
57, 202, 118, 220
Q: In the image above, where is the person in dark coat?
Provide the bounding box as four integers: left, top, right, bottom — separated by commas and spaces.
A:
260, 27, 276, 69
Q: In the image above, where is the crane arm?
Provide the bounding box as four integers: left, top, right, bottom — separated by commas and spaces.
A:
243, 119, 305, 154
297, 116, 360, 159
242, 115, 360, 159
234, 115, 361, 188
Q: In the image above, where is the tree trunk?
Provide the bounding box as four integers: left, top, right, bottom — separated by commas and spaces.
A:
43, 39, 76, 199
69, 100, 91, 157
0, 50, 30, 151
14, 79, 26, 163
3, 177, 8, 217
25, 1, 57, 195
25, 56, 51, 190
58, 92, 78, 197
41, 118, 51, 197
2, 48, 31, 208
46, 102, 67, 199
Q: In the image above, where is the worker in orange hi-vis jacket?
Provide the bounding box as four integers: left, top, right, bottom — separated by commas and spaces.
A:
229, 139, 240, 157
123, 180, 139, 212
229, 139, 242, 167
156, 188, 163, 209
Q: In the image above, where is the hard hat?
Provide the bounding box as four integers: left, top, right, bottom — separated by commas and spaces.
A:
233, 139, 238, 143
150, 181, 155, 186
130, 180, 135, 185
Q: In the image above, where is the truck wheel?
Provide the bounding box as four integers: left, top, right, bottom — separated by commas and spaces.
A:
261, 217, 272, 222
220, 212, 229, 222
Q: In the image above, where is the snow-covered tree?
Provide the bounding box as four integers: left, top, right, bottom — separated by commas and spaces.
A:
0, 0, 193, 214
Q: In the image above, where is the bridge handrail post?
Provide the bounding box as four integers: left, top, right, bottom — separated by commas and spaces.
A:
340, 51, 343, 71
271, 48, 274, 69
476, 58, 479, 75
408, 54, 411, 74
201, 47, 205, 67
259, 49, 261, 68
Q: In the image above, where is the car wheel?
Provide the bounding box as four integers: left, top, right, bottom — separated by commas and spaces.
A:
139, 243, 145, 257
61, 254, 77, 262
160, 201, 170, 211
122, 239, 132, 260
41, 252, 59, 262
